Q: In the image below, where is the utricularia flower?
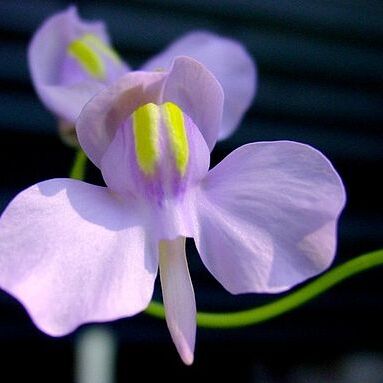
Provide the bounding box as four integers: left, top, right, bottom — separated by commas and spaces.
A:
29, 6, 256, 142
0, 57, 345, 364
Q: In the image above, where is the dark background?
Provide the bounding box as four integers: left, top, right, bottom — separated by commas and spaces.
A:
0, 1, 382, 382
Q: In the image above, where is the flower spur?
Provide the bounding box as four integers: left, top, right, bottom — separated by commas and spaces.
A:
0, 57, 345, 364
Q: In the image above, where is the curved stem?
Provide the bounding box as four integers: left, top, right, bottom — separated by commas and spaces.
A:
145, 249, 383, 328
70, 149, 87, 180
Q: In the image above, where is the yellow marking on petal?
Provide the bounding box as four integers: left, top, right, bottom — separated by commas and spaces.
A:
68, 38, 105, 79
82, 34, 122, 64
162, 102, 189, 176
132, 103, 160, 175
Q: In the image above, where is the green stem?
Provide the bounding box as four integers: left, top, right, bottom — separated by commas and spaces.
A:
69, 149, 87, 180
68, 148, 383, 329
145, 249, 383, 328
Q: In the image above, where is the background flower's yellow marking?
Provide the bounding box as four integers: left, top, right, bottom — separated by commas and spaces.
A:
162, 102, 189, 176
68, 37, 105, 79
82, 34, 122, 63
133, 103, 160, 175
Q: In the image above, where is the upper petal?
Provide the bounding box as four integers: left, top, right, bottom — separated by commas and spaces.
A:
0, 179, 158, 336
77, 56, 221, 168
192, 141, 346, 294
28, 6, 128, 122
142, 31, 256, 139
76, 71, 166, 167
162, 56, 224, 151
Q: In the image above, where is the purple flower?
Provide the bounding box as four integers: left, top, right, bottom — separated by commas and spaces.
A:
0, 57, 345, 364
28, 6, 128, 125
29, 6, 256, 140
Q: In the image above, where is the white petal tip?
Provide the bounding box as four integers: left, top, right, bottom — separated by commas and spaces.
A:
172, 330, 195, 365
180, 348, 194, 366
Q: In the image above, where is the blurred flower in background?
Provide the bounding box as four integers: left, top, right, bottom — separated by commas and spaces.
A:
29, 6, 256, 144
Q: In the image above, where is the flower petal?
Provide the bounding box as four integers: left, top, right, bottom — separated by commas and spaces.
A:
76, 71, 166, 167
28, 6, 128, 122
193, 141, 346, 294
162, 56, 224, 151
142, 31, 256, 139
0, 179, 158, 336
159, 238, 196, 365
34, 82, 106, 123
77, 56, 223, 168
100, 102, 210, 240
